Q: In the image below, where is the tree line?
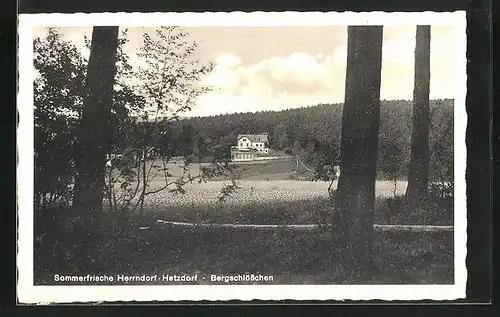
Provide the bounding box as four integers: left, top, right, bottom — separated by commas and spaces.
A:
169, 98, 453, 183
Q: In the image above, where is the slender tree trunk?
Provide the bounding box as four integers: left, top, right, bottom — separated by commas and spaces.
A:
139, 148, 147, 214
393, 178, 397, 197
333, 26, 383, 278
405, 26, 431, 214
73, 27, 119, 228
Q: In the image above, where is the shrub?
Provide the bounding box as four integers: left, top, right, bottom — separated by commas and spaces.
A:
427, 182, 454, 224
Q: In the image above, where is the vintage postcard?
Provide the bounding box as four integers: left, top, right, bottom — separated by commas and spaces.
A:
17, 11, 467, 303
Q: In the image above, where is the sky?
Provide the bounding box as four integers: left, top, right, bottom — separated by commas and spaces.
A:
34, 25, 457, 117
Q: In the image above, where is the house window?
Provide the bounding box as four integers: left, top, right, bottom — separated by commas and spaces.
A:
246, 143, 249, 147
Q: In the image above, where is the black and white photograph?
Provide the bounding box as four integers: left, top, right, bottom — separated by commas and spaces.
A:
17, 12, 467, 302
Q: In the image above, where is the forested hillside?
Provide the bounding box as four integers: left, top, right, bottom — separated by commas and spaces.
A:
168, 99, 453, 181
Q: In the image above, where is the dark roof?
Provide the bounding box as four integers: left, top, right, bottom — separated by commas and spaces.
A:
237, 133, 268, 143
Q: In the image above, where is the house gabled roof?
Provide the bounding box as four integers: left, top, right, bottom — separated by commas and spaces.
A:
237, 133, 269, 143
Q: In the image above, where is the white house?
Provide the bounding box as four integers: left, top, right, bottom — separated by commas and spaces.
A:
231, 133, 270, 161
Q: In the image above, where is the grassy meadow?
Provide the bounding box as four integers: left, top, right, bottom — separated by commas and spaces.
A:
138, 158, 452, 226
35, 217, 454, 285
35, 159, 454, 285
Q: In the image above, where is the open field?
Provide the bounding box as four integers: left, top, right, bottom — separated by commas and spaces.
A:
117, 171, 451, 226
140, 157, 308, 181
139, 196, 453, 227
133, 159, 411, 209
128, 159, 452, 226
36, 178, 453, 285
143, 179, 409, 207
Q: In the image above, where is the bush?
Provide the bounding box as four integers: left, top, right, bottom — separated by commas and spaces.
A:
374, 182, 454, 226
429, 182, 454, 200
386, 196, 405, 220
427, 182, 454, 223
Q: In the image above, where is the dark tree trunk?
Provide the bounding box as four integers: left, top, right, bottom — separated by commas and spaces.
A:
333, 26, 383, 278
73, 27, 119, 228
405, 26, 431, 214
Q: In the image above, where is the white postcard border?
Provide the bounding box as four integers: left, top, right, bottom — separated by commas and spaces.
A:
17, 11, 467, 303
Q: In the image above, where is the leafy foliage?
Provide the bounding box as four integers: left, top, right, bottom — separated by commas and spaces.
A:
309, 140, 340, 200
135, 27, 214, 120
429, 100, 454, 185
33, 27, 227, 270
34, 28, 87, 211
101, 27, 222, 215
378, 102, 411, 196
